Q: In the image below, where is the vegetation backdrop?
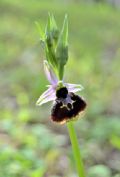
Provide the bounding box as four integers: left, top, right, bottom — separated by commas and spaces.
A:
0, 0, 120, 177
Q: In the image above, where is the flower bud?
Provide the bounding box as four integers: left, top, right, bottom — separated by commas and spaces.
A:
45, 14, 59, 68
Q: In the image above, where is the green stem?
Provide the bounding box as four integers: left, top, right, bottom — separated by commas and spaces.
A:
67, 121, 86, 177
58, 64, 64, 80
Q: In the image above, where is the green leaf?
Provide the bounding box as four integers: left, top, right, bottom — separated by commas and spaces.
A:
61, 14, 68, 46
55, 45, 68, 80
51, 14, 59, 43
45, 43, 58, 69
55, 15, 68, 80
45, 13, 59, 45
35, 22, 45, 41
58, 14, 68, 47
45, 15, 52, 47
46, 13, 58, 32
45, 13, 51, 33
51, 14, 58, 32
45, 13, 59, 70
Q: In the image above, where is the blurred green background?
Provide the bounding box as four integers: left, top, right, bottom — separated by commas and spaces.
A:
0, 0, 120, 177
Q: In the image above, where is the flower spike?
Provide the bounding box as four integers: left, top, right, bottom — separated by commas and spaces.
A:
36, 15, 87, 177
36, 15, 87, 124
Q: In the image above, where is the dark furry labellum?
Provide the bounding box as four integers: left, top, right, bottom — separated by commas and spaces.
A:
51, 87, 87, 124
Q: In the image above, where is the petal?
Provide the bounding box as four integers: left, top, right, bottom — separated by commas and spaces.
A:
37, 94, 56, 106
39, 86, 53, 99
65, 83, 84, 93
36, 86, 56, 106
44, 60, 58, 85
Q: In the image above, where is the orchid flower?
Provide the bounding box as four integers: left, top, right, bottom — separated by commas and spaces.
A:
36, 60, 86, 124
36, 14, 86, 124
36, 14, 87, 177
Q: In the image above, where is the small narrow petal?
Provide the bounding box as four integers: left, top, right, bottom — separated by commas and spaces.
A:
36, 86, 56, 106
44, 60, 58, 85
65, 83, 84, 93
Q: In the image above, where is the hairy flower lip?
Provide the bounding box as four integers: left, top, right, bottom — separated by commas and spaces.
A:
51, 92, 87, 124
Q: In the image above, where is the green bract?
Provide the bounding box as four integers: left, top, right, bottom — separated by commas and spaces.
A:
36, 14, 68, 80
